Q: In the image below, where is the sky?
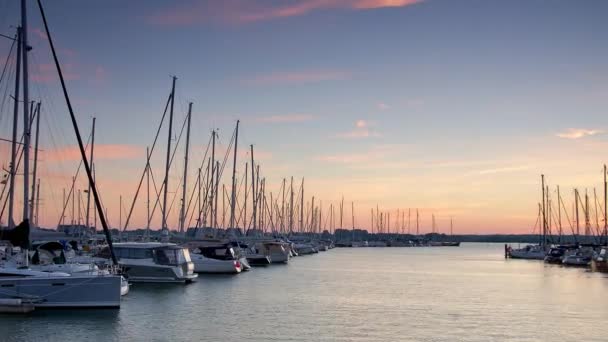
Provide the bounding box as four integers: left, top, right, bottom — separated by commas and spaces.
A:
0, 0, 607, 234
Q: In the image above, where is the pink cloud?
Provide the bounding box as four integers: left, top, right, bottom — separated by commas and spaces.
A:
31, 63, 80, 83
147, 0, 421, 26
255, 114, 315, 123
242, 70, 351, 85
45, 144, 143, 162
334, 120, 380, 139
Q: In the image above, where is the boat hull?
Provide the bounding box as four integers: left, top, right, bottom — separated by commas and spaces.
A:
0, 275, 122, 308
190, 254, 242, 274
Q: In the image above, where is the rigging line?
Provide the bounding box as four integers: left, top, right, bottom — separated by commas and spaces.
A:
0, 32, 17, 42
0, 44, 16, 125
122, 93, 172, 230
0, 33, 16, 90
0, 108, 49, 220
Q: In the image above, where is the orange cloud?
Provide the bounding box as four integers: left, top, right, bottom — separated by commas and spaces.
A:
242, 70, 351, 85
556, 128, 603, 139
255, 114, 315, 123
45, 144, 143, 162
147, 0, 421, 26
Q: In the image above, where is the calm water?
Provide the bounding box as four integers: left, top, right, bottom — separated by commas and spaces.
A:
2, 243, 608, 341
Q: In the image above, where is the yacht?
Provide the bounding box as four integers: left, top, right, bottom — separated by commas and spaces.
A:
255, 241, 290, 264
508, 245, 546, 260
189, 244, 243, 274
95, 242, 197, 283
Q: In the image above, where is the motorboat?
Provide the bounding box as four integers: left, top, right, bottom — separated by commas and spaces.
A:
255, 241, 289, 264
562, 247, 594, 267
95, 242, 197, 283
294, 242, 317, 255
189, 244, 243, 274
508, 244, 546, 260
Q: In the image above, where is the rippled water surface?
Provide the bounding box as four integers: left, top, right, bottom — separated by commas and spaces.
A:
3, 243, 608, 341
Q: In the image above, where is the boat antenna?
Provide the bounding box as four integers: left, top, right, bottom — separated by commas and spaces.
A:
37, 0, 117, 265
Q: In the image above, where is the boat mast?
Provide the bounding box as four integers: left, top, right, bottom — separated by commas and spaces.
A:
416, 208, 419, 235
604, 164, 607, 244
300, 178, 304, 233
29, 102, 41, 225
161, 76, 176, 233
84, 117, 95, 230
250, 145, 256, 231
179, 102, 192, 233
575, 188, 580, 237
146, 147, 150, 239
243, 163, 248, 229
229, 120, 239, 229
21, 0, 31, 223
541, 175, 546, 246
8, 27, 22, 229
214, 160, 220, 230
289, 176, 294, 234
557, 185, 562, 241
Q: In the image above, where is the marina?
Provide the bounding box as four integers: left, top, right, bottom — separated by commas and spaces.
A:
2, 244, 608, 341
0, 0, 607, 341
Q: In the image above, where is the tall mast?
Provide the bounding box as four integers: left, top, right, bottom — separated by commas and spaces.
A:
222, 184, 226, 228
585, 189, 590, 237
214, 160, 219, 229
244, 163, 248, 229
209, 132, 216, 227
161, 76, 176, 232
351, 202, 355, 230
289, 177, 294, 234
416, 208, 419, 235
197, 167, 202, 228
281, 178, 285, 233
541, 175, 546, 246
179, 102, 192, 233
146, 147, 150, 239
557, 185, 562, 240
604, 164, 607, 244
8, 27, 22, 229
450, 217, 453, 236
21, 0, 31, 222
229, 120, 239, 229
575, 188, 580, 237
85, 117, 95, 229
29, 102, 41, 224
35, 180, 40, 228
250, 145, 256, 231
300, 178, 304, 233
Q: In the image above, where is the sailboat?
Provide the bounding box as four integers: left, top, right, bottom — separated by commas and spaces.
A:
0, 0, 123, 310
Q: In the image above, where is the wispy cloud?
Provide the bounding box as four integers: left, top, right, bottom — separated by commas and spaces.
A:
476, 165, 531, 175
242, 70, 351, 85
377, 102, 390, 110
45, 144, 142, 162
556, 128, 603, 139
334, 119, 381, 139
147, 0, 422, 26
255, 114, 315, 123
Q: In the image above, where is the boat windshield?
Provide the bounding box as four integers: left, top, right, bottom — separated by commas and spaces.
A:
154, 248, 190, 266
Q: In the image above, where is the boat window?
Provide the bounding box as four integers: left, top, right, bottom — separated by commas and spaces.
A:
154, 248, 179, 265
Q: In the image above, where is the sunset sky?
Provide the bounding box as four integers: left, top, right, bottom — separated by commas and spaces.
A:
0, 0, 607, 234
